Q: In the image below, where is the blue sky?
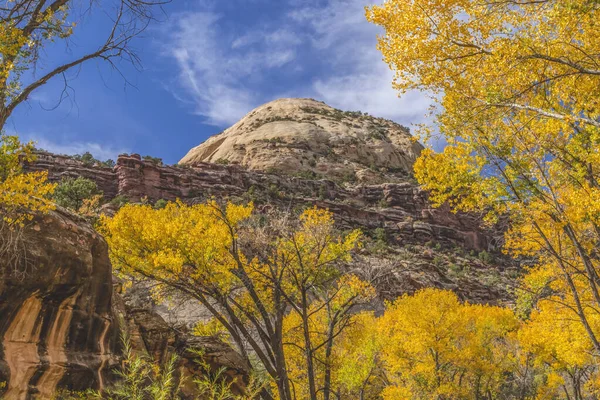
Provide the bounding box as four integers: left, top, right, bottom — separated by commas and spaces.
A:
7, 0, 432, 164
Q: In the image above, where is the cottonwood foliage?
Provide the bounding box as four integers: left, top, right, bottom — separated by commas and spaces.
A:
0, 133, 54, 225
99, 201, 372, 400
368, 0, 600, 398
0, 134, 54, 275
99, 200, 600, 399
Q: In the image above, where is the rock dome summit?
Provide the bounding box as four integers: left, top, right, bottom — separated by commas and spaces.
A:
179, 98, 424, 184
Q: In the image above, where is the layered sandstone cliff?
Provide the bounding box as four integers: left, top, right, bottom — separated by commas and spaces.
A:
24, 151, 514, 307
28, 151, 493, 251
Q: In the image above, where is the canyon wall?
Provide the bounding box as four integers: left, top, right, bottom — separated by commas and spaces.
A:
0, 207, 249, 399
27, 151, 499, 252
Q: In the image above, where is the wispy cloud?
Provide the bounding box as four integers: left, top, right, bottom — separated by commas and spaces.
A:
293, 0, 432, 124
160, 0, 433, 129
161, 10, 301, 126
19, 133, 129, 161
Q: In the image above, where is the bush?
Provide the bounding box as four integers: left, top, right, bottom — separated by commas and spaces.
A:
73, 151, 97, 167
101, 159, 116, 168
53, 177, 101, 211
142, 155, 163, 165
268, 183, 282, 199
154, 199, 168, 209
373, 227, 387, 243
478, 250, 494, 264
110, 195, 130, 209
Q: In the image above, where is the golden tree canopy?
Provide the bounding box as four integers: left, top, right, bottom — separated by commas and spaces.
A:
368, 0, 600, 356
0, 134, 55, 226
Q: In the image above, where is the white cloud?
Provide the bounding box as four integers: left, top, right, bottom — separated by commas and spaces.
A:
312, 73, 431, 122
161, 0, 433, 129
162, 11, 300, 126
293, 0, 432, 126
22, 134, 129, 161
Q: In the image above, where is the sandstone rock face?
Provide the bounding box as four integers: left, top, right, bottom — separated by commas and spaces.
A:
0, 209, 119, 399
112, 291, 250, 398
0, 209, 250, 399
29, 152, 118, 199
179, 98, 424, 182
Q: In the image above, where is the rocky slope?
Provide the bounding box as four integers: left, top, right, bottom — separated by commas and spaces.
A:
28, 152, 496, 252
179, 98, 424, 183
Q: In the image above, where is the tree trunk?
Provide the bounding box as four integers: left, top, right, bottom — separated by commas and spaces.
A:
301, 290, 318, 400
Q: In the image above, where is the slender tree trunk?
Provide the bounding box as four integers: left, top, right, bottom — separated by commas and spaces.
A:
301, 290, 318, 400
275, 309, 293, 400
0, 112, 7, 132
323, 314, 335, 400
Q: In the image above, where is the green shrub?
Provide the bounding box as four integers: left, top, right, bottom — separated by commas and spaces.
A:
53, 177, 101, 211
154, 199, 168, 209
142, 155, 163, 165
73, 151, 98, 167
448, 263, 462, 275
373, 227, 387, 243
318, 185, 328, 200
294, 170, 319, 180
478, 250, 494, 264
110, 195, 130, 209
433, 255, 444, 266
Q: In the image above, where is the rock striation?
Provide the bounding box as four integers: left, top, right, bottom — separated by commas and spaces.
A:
0, 209, 119, 399
24, 150, 515, 306
0, 209, 249, 399
27, 152, 495, 252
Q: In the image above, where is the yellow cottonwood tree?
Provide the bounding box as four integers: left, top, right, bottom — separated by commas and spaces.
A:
517, 266, 600, 398
99, 202, 363, 400
378, 289, 518, 400
367, 0, 600, 358
280, 276, 376, 400
329, 311, 383, 399
0, 133, 54, 226
0, 133, 55, 278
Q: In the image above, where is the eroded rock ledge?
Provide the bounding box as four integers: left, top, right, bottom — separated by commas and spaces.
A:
27, 151, 497, 252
